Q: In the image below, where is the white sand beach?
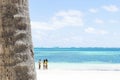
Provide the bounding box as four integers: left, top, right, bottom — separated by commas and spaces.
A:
36, 63, 120, 80
37, 70, 120, 80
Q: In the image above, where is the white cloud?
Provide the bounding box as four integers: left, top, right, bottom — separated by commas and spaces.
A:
55, 10, 83, 17
109, 20, 119, 24
31, 10, 84, 47
85, 27, 95, 33
102, 5, 119, 12
46, 36, 84, 47
99, 30, 108, 35
89, 8, 98, 13
52, 10, 84, 27
95, 19, 104, 24
85, 27, 108, 35
31, 10, 84, 31
31, 22, 54, 30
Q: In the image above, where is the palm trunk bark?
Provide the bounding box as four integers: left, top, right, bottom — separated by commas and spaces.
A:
0, 0, 36, 80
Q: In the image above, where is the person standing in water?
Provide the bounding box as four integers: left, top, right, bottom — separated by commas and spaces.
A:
45, 59, 48, 69
43, 59, 48, 70
43, 60, 46, 70
38, 59, 41, 69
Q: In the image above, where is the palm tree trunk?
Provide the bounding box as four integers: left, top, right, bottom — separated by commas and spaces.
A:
0, 0, 36, 80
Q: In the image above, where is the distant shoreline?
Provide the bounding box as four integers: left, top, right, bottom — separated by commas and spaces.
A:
34, 47, 120, 51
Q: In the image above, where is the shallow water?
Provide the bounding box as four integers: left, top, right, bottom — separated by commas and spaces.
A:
34, 48, 120, 64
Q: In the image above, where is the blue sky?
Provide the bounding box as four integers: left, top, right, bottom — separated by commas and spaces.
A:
29, 0, 120, 48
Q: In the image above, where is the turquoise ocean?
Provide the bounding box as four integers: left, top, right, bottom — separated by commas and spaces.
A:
34, 48, 120, 70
